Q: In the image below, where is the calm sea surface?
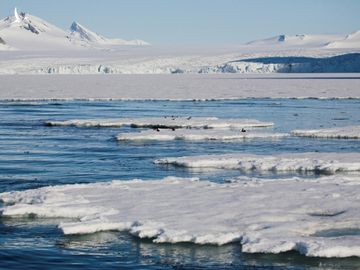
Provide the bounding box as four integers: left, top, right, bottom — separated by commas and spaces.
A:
0, 99, 359, 269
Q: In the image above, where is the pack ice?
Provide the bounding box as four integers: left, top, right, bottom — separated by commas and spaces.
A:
46, 117, 273, 129
155, 152, 360, 174
1, 176, 359, 258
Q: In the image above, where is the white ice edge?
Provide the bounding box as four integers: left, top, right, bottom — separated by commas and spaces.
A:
1, 176, 360, 258
45, 117, 274, 129
292, 125, 360, 139
154, 152, 360, 174
116, 129, 288, 141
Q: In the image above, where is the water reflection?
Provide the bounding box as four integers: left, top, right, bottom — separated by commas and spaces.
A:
0, 214, 360, 269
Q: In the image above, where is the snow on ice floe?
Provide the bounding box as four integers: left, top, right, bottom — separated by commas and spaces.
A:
154, 152, 360, 174
45, 117, 274, 129
1, 176, 360, 258
292, 125, 360, 139
116, 129, 288, 141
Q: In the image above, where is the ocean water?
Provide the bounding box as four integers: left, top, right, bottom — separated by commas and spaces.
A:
0, 99, 359, 269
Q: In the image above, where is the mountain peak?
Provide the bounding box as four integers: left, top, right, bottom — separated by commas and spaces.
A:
69, 21, 107, 45
68, 21, 149, 46
70, 21, 84, 32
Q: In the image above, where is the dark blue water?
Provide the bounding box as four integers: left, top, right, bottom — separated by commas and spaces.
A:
0, 99, 359, 269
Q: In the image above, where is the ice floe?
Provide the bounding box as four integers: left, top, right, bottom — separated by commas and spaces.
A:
116, 129, 288, 141
45, 117, 274, 129
292, 125, 360, 139
1, 176, 360, 258
154, 152, 360, 174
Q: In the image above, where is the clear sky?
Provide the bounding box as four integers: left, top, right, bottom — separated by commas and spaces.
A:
1, 0, 360, 45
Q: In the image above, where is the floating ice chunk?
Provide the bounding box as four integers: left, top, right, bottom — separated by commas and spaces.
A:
116, 129, 288, 141
292, 125, 360, 139
45, 117, 273, 129
1, 176, 359, 258
154, 152, 360, 174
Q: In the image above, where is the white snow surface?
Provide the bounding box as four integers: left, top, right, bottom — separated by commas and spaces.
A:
46, 117, 273, 129
292, 125, 360, 139
326, 30, 360, 49
1, 176, 360, 258
154, 152, 360, 174
116, 129, 288, 141
247, 34, 344, 48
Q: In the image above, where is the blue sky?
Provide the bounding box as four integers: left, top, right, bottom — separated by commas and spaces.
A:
1, 0, 360, 44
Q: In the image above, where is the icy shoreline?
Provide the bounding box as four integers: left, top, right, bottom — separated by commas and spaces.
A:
1, 176, 359, 258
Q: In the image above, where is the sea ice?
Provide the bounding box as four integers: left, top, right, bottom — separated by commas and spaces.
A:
154, 152, 360, 174
46, 117, 274, 129
1, 74, 359, 100
116, 129, 288, 141
292, 125, 360, 139
1, 176, 359, 258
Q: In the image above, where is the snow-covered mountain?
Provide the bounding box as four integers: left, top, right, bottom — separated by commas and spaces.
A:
0, 36, 10, 49
247, 34, 345, 48
0, 8, 76, 50
68, 21, 149, 47
325, 30, 360, 49
0, 8, 148, 51
0, 36, 13, 50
